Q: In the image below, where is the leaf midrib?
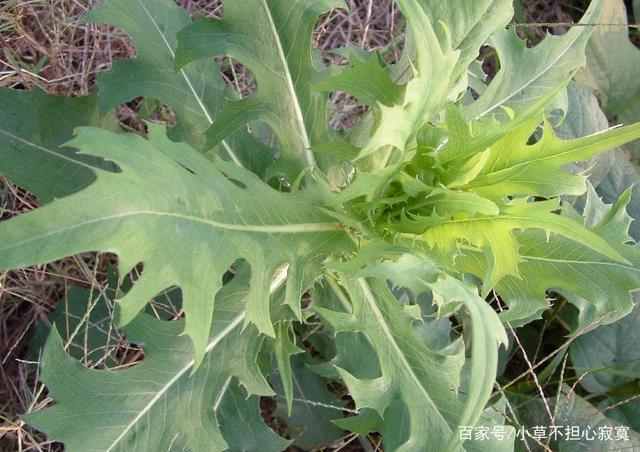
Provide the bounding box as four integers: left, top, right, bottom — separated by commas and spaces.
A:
460, 242, 638, 273
468, 126, 640, 184
136, 0, 242, 166
105, 268, 289, 451
258, 0, 314, 167
1, 210, 338, 252
0, 130, 97, 169
522, 254, 639, 273
476, 26, 589, 118
105, 311, 246, 452
356, 279, 450, 427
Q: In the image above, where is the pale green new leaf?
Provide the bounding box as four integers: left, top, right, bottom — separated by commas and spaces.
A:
388, 188, 500, 234
420, 198, 627, 295
457, 186, 640, 328
417, 0, 513, 78
0, 124, 348, 364
25, 271, 289, 452
437, 103, 640, 199
465, 0, 603, 119
319, 0, 512, 165
462, 119, 640, 199
392, 0, 511, 94
353, 0, 459, 163
322, 0, 464, 200
175, 0, 340, 174
85, 0, 226, 153
559, 82, 629, 188
315, 48, 405, 109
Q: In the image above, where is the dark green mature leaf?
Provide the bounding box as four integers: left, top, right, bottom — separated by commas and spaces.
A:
558, 82, 640, 239
29, 284, 120, 366
85, 0, 229, 154
365, 256, 510, 437
603, 382, 640, 433
317, 277, 465, 451
595, 161, 640, 239
217, 383, 289, 452
85, 0, 280, 173
272, 354, 347, 449
576, 0, 640, 154
0, 124, 348, 365
0, 88, 118, 202
316, 285, 507, 451
516, 385, 640, 451
317, 257, 511, 451
25, 271, 289, 452
175, 0, 340, 175
273, 321, 303, 413
571, 302, 640, 394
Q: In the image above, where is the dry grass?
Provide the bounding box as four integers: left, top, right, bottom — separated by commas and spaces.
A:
0, 0, 132, 93
0, 0, 606, 450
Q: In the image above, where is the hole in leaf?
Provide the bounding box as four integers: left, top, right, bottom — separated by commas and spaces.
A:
149, 286, 183, 320
517, 0, 578, 39
220, 173, 247, 189
124, 261, 144, 285
313, 1, 404, 67
480, 45, 499, 82
327, 91, 370, 131
175, 161, 196, 176
116, 97, 176, 136
224, 258, 246, 284
216, 56, 257, 99
175, 0, 223, 19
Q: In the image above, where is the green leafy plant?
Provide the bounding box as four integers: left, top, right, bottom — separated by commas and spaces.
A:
576, 0, 640, 156
2, 0, 640, 450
